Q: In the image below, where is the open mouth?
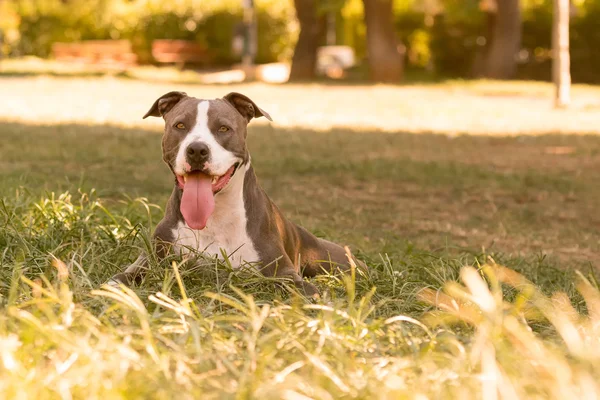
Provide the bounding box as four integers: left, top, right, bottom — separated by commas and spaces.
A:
176, 163, 240, 230
176, 162, 239, 194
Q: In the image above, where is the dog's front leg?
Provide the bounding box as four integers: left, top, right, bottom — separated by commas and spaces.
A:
108, 253, 149, 287
260, 253, 319, 298
107, 218, 175, 287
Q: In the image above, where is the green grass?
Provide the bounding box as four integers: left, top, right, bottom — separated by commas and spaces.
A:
1, 188, 600, 398
2, 76, 600, 398
3, 121, 600, 263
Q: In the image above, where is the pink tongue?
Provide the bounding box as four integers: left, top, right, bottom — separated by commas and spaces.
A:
180, 172, 214, 230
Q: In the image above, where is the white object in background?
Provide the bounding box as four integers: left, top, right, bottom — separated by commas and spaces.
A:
316, 46, 356, 77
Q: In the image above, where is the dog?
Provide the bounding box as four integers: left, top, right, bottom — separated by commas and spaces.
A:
110, 91, 361, 296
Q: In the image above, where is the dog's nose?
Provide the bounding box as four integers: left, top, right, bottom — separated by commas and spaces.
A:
186, 142, 210, 166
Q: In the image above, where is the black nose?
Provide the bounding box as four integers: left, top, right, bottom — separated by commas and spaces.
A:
186, 142, 210, 166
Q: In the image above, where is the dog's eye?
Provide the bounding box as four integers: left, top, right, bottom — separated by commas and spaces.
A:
175, 122, 185, 130
218, 126, 229, 132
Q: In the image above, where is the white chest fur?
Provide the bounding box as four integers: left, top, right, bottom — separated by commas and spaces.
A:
170, 164, 259, 268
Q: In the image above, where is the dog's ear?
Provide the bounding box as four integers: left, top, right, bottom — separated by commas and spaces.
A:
143, 91, 187, 119
223, 92, 272, 122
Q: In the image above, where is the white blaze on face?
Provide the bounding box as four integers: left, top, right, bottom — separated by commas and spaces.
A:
174, 100, 240, 176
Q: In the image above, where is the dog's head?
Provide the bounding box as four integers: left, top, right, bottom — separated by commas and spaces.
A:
144, 91, 271, 229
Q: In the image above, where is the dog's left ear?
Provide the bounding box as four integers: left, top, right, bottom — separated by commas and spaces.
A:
224, 92, 272, 122
143, 91, 187, 119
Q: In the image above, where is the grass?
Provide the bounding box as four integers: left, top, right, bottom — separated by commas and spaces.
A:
1, 76, 600, 398
2, 188, 600, 399
1, 190, 599, 398
3, 121, 600, 263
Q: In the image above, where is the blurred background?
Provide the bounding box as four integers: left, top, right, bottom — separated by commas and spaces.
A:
0, 0, 597, 83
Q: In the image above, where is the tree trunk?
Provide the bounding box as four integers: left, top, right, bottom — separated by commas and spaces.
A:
362, 0, 403, 82
471, 10, 496, 77
552, 0, 570, 107
484, 0, 521, 79
289, 0, 324, 81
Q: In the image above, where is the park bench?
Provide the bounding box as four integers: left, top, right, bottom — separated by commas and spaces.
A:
51, 40, 137, 67
151, 39, 212, 67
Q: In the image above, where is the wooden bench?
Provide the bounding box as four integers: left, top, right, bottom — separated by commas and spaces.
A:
151, 39, 212, 67
51, 40, 137, 67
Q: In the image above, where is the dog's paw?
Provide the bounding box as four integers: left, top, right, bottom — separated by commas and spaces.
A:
296, 281, 320, 300
104, 279, 121, 288
104, 275, 128, 289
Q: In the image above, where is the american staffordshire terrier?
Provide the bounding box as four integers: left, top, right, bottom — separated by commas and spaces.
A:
110, 91, 360, 296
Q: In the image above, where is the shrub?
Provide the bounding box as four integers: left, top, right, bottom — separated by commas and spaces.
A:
9, 0, 297, 65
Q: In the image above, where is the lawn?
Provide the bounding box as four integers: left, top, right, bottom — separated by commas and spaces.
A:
1, 76, 600, 399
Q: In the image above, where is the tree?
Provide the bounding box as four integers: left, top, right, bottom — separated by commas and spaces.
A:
552, 0, 570, 107
362, 0, 403, 82
289, 0, 325, 80
484, 0, 521, 79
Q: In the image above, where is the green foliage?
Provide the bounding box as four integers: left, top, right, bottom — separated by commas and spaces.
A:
4, 0, 600, 81
8, 0, 297, 64
13, 0, 117, 57
423, 0, 600, 82
519, 0, 600, 84
571, 3, 600, 83
256, 2, 299, 64
340, 0, 600, 82
395, 11, 435, 69
428, 14, 482, 78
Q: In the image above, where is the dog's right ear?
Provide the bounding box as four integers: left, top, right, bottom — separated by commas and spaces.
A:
143, 91, 187, 119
